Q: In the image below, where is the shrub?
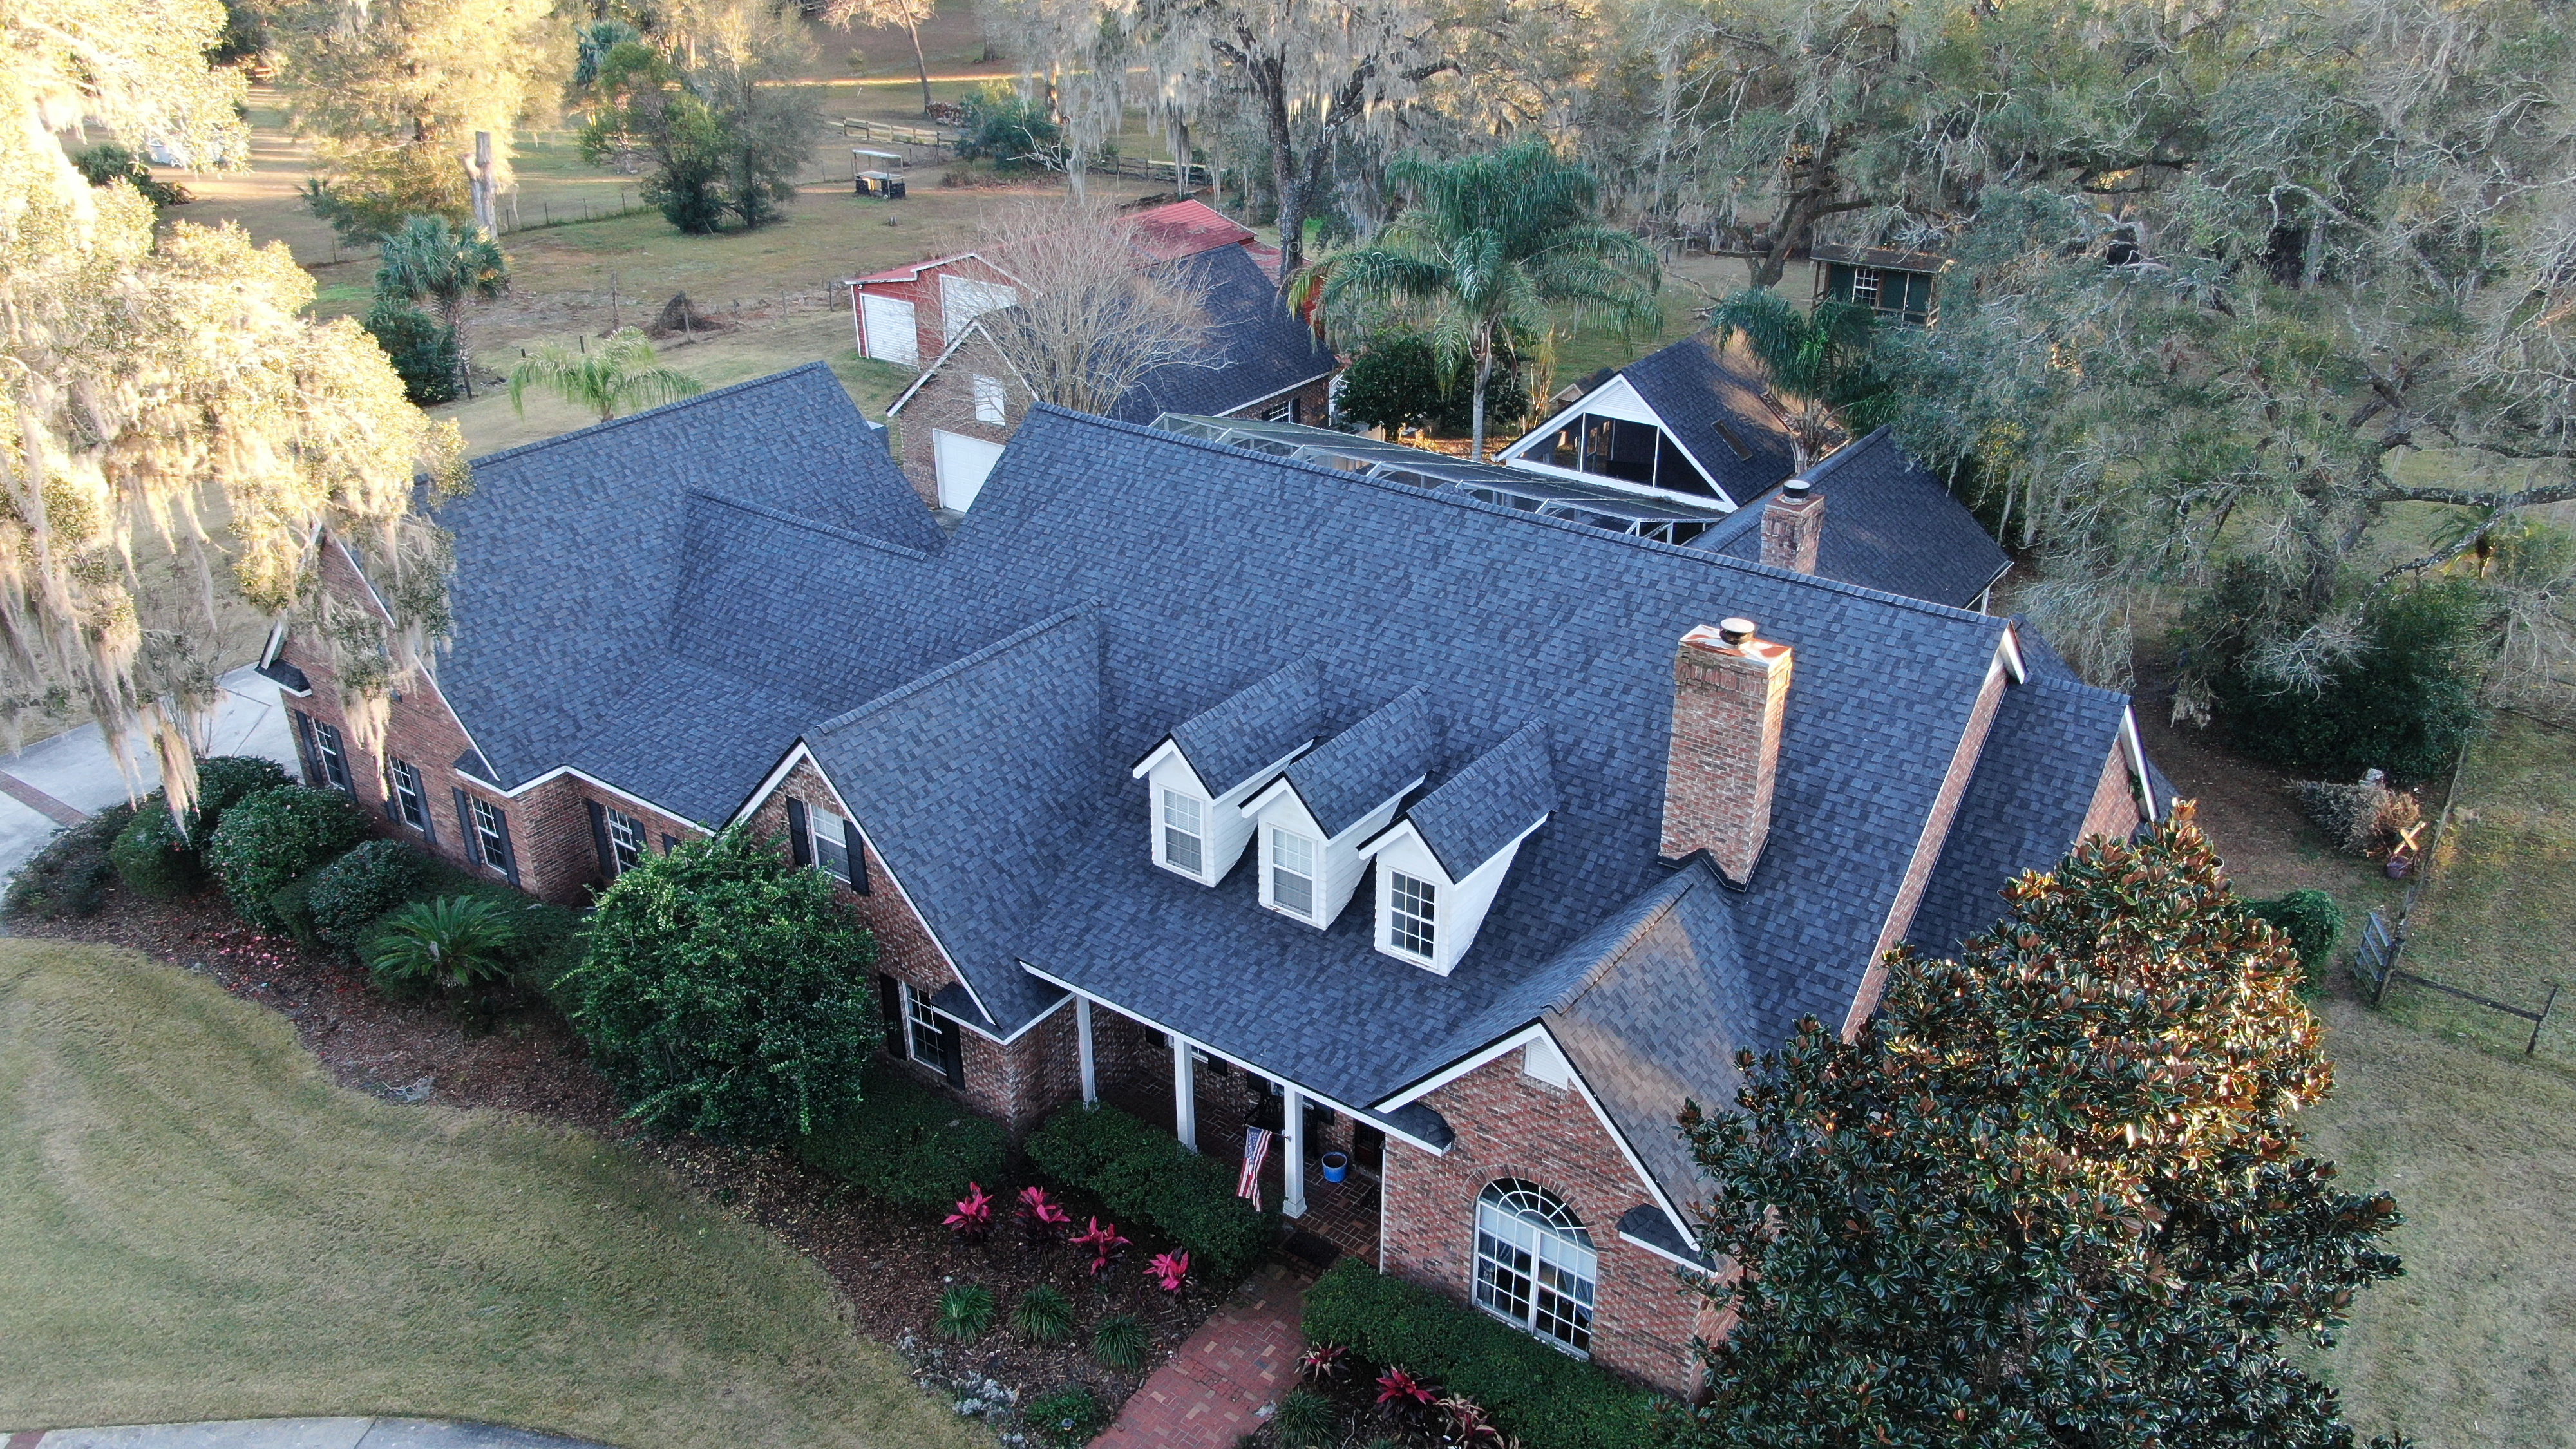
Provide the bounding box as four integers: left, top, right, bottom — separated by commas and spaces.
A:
934, 1282, 996, 1342
1092, 1312, 1149, 1371
1272, 1387, 1339, 1449
361, 295, 460, 406
73, 142, 190, 205
1333, 331, 1531, 439
2288, 778, 2421, 857
955, 82, 1061, 172
2247, 888, 2345, 974
191, 756, 292, 841
1025, 1103, 1280, 1285
307, 839, 431, 953
795, 1064, 1012, 1209
1012, 1284, 1075, 1344
109, 796, 201, 899
6, 802, 134, 920
1302, 1259, 1665, 1449
366, 896, 523, 999
204, 785, 370, 930
2212, 578, 2492, 784
1021, 1384, 1106, 1449
560, 826, 880, 1143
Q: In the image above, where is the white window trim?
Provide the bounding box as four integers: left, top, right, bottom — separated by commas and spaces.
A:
900, 980, 946, 1063
389, 759, 428, 829
604, 804, 646, 876
1383, 869, 1438, 963
470, 797, 509, 876
1261, 824, 1318, 922
972, 373, 1007, 424
1157, 786, 1210, 881
809, 803, 856, 884
1472, 1182, 1598, 1357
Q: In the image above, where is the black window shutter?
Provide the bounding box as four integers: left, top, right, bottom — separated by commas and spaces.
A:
452, 787, 481, 867
937, 1018, 965, 1089
842, 817, 869, 894
489, 806, 519, 886
786, 798, 811, 866
588, 800, 614, 883
661, 833, 677, 854
419, 786, 437, 845
878, 973, 904, 1055
290, 711, 321, 787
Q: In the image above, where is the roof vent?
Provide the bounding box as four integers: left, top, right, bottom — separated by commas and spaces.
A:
1660, 620, 1794, 885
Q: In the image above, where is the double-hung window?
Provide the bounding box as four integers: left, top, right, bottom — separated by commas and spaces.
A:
604, 806, 646, 876
905, 981, 944, 1063
470, 797, 509, 873
1268, 828, 1316, 919
1159, 789, 1205, 875
811, 806, 854, 883
972, 374, 1007, 424
1388, 871, 1437, 959
314, 721, 351, 791
387, 759, 427, 829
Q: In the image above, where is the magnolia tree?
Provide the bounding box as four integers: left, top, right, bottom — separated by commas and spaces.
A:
1676, 806, 2404, 1448
0, 0, 463, 832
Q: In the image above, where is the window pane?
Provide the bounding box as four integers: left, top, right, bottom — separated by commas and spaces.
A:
1271, 830, 1314, 916
315, 723, 350, 789
905, 984, 943, 1062
1160, 790, 1204, 873
811, 810, 852, 882
606, 807, 645, 874
1476, 1182, 1596, 1354
1390, 872, 1437, 957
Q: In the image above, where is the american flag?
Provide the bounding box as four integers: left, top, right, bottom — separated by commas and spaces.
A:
1237, 1126, 1274, 1209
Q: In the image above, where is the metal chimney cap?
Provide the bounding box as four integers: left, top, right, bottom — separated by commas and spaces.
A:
1718, 617, 1758, 645
1781, 477, 1813, 498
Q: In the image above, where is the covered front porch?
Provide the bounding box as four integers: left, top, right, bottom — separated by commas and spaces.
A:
1068, 994, 1383, 1268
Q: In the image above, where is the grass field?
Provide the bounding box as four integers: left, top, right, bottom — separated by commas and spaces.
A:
0, 939, 991, 1449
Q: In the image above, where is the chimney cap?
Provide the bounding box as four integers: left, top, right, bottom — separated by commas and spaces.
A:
1781, 476, 1812, 498
1718, 617, 1758, 645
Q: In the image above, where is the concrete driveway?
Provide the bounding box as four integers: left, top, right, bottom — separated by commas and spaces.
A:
0, 666, 301, 881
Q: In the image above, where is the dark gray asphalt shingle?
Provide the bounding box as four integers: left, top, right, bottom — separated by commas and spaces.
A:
1696, 426, 2012, 609
1107, 245, 1332, 423
1280, 687, 1435, 838
1405, 721, 1557, 880
1165, 655, 1322, 795
1613, 333, 1801, 503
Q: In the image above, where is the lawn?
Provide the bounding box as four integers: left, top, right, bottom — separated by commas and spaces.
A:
0, 938, 991, 1449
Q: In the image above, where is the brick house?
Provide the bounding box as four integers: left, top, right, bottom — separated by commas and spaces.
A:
266, 362, 2164, 1397
884, 238, 1331, 513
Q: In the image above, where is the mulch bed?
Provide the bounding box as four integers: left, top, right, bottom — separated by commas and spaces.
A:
14, 881, 1236, 1436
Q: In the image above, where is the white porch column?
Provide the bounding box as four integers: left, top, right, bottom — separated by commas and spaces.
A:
1281, 1085, 1308, 1218
1076, 998, 1097, 1107
1171, 1036, 1198, 1152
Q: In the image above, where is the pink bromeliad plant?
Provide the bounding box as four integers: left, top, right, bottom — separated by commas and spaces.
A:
1016, 1184, 1072, 1246
1376, 1366, 1439, 1429
1149, 1249, 1190, 1293
942, 1182, 994, 1244
1070, 1216, 1131, 1276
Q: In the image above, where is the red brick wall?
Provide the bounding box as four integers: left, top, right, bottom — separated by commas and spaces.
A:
2079, 740, 2146, 842
892, 329, 1021, 508
1842, 650, 2011, 1035
744, 758, 1079, 1133
1660, 625, 1792, 880
1220, 374, 1332, 427
1380, 1049, 1707, 1394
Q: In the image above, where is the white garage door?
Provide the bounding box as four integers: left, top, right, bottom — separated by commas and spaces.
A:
933, 429, 1007, 513
860, 292, 918, 367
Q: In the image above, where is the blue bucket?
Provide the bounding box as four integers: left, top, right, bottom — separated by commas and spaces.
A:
1321, 1151, 1349, 1184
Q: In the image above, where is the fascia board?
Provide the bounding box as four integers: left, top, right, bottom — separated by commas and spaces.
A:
1372, 1021, 1548, 1110
1019, 963, 1454, 1155
2119, 705, 2157, 820
1129, 736, 1182, 778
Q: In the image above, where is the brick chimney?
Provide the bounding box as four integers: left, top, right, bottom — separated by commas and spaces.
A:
1660, 618, 1794, 884
1759, 477, 1825, 573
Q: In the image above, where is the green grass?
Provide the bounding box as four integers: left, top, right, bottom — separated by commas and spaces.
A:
0, 940, 992, 1449
2302, 984, 2576, 1448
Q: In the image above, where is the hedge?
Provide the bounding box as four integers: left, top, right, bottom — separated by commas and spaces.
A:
109, 795, 201, 898
797, 1065, 1011, 1210
272, 841, 580, 971
1300, 1258, 1669, 1449
1024, 1103, 1278, 1285
6, 802, 134, 920
205, 785, 370, 929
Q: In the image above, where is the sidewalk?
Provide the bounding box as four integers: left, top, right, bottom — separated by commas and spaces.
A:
1093, 1262, 1307, 1449
0, 665, 299, 880
2, 1421, 612, 1449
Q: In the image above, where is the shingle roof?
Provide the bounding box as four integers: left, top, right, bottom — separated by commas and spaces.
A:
1907, 667, 2132, 958
1166, 655, 1322, 795
1613, 333, 1801, 502
1278, 687, 1437, 838
1696, 426, 2011, 609
1404, 721, 1557, 880
1108, 245, 1332, 423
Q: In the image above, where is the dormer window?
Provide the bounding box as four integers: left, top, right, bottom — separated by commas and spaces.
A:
1159, 788, 1206, 875
1385, 871, 1438, 960
1265, 827, 1316, 920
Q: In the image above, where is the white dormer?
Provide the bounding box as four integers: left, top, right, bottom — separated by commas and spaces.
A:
1357, 812, 1546, 975
1240, 771, 1423, 928
1132, 739, 1307, 886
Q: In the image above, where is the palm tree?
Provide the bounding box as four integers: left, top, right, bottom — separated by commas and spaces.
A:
374, 216, 509, 399
1703, 286, 1879, 469
366, 896, 522, 999
509, 327, 705, 422
1298, 142, 1661, 460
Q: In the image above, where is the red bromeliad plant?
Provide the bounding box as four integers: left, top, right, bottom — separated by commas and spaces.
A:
943, 1182, 994, 1244
1016, 1184, 1072, 1246
1070, 1216, 1131, 1276
1148, 1249, 1190, 1293
1295, 1341, 1349, 1385
1376, 1365, 1439, 1428
1438, 1393, 1508, 1446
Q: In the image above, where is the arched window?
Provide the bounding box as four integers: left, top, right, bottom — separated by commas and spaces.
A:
1473, 1179, 1596, 1354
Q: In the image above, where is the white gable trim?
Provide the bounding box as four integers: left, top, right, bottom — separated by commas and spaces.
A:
1242, 773, 1427, 845
886, 315, 1034, 416
845, 249, 1027, 292
730, 740, 998, 1028
1372, 1021, 1550, 1109
1358, 811, 1549, 880
1017, 964, 1455, 1155
1130, 737, 1184, 778
1494, 374, 1738, 507
2119, 705, 2157, 821
1620, 1224, 1719, 1277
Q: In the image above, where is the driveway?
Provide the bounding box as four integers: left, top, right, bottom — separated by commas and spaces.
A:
0, 667, 300, 879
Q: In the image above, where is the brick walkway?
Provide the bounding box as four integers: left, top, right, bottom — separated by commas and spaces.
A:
1094, 1262, 1305, 1449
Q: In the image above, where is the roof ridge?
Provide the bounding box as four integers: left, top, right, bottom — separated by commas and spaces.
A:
1801, 424, 1895, 484
811, 604, 1096, 735
1549, 862, 1716, 1014
1028, 406, 2007, 632
683, 488, 935, 562
466, 361, 841, 469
